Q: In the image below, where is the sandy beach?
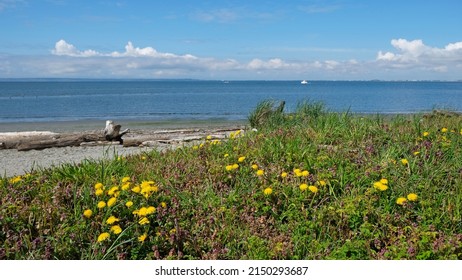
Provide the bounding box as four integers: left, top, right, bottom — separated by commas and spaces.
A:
0, 120, 246, 178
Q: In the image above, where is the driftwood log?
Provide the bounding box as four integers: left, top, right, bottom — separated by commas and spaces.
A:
104, 120, 130, 143
3, 121, 130, 151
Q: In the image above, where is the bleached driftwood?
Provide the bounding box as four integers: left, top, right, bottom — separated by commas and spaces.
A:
104, 120, 130, 144
2, 121, 130, 151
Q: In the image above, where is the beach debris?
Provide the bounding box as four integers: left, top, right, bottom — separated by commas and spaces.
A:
104, 120, 130, 144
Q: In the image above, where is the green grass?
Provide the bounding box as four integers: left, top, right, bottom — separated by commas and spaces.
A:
1, 100, 462, 260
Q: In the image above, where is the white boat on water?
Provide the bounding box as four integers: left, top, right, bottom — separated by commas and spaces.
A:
301, 80, 308, 84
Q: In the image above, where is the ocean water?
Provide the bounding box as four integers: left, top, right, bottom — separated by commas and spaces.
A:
1, 80, 462, 124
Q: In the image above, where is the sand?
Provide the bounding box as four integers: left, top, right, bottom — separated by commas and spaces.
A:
0, 120, 246, 178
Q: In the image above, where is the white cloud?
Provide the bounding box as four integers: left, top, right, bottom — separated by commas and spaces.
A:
52, 40, 101, 57
377, 38, 462, 71
2, 38, 461, 80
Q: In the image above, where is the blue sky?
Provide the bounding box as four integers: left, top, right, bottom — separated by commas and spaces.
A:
1, 0, 461, 80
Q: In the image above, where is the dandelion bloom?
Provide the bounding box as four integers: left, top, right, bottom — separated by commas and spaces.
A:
281, 172, 288, 178
9, 176, 22, 184
110, 225, 122, 235
238, 156, 246, 162
106, 216, 120, 225
232, 163, 239, 170
396, 197, 407, 205
401, 159, 409, 166
299, 183, 308, 191
225, 165, 234, 171
139, 217, 150, 225
107, 186, 119, 196
122, 177, 131, 183
301, 170, 309, 177
138, 233, 147, 242
83, 209, 93, 218
373, 181, 388, 191
131, 186, 141, 193
121, 182, 131, 190
441, 127, 448, 133
308, 185, 318, 193
256, 169, 264, 176
206, 135, 212, 140
224, 153, 229, 158
251, 164, 259, 170
146, 206, 156, 215
97, 232, 110, 242
107, 197, 117, 207
95, 189, 104, 196
318, 180, 327, 187
97, 201, 106, 209
94, 182, 104, 190
294, 169, 302, 177
407, 193, 418, 201
413, 151, 420, 156
160, 202, 167, 208
263, 187, 273, 195
125, 201, 133, 208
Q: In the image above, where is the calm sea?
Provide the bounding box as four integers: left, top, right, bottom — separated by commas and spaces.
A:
1, 80, 462, 125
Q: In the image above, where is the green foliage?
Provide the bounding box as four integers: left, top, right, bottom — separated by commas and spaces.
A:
1, 101, 462, 259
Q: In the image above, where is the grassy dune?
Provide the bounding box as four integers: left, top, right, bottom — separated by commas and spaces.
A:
1, 101, 462, 260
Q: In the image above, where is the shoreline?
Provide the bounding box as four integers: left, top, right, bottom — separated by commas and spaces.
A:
1, 119, 247, 178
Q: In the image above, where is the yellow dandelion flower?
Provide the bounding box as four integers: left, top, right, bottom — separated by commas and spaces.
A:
413, 151, 420, 156
9, 175, 22, 184
256, 169, 264, 176
125, 201, 133, 208
401, 158, 409, 166
131, 186, 141, 193
121, 182, 131, 190
94, 182, 104, 190
373, 181, 388, 191
281, 172, 288, 178
139, 217, 150, 225
251, 164, 259, 170
110, 225, 122, 235
106, 216, 120, 225
121, 177, 130, 183
396, 197, 407, 205
317, 180, 327, 187
225, 165, 233, 171
441, 127, 448, 133
232, 163, 239, 170
263, 187, 273, 195
301, 170, 309, 177
137, 207, 148, 216
308, 185, 318, 193
423, 131, 429, 137
299, 183, 308, 191
97, 232, 110, 242
160, 202, 167, 208
238, 156, 246, 162
95, 189, 104, 196
146, 206, 156, 215
206, 135, 212, 140
83, 209, 93, 218
107, 186, 119, 196
224, 153, 229, 157
107, 197, 117, 207
407, 193, 418, 201
380, 178, 388, 185
294, 168, 302, 177
138, 233, 147, 242
97, 201, 106, 209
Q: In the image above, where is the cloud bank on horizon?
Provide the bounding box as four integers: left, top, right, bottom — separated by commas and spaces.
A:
19, 38, 460, 80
